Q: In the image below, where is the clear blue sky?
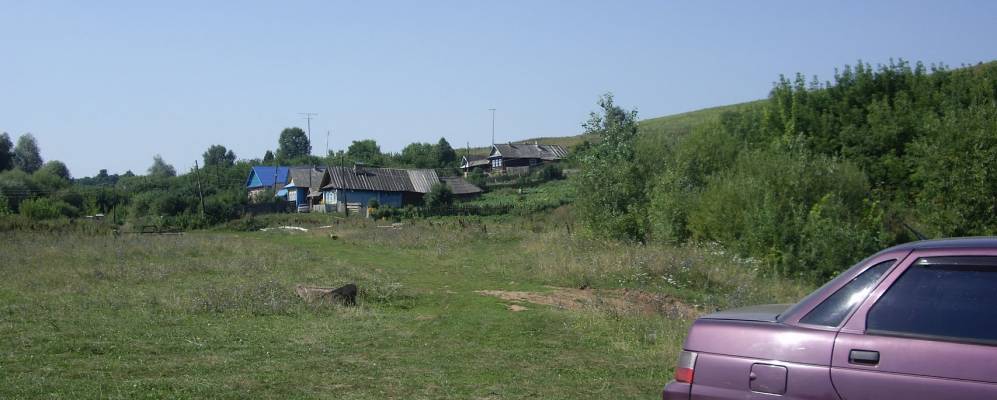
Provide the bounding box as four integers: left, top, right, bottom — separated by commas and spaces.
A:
2, 0, 995, 177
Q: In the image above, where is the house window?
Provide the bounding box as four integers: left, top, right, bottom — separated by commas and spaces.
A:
529, 158, 539, 166
491, 158, 502, 168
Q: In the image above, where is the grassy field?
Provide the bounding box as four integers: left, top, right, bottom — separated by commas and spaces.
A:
0, 214, 809, 399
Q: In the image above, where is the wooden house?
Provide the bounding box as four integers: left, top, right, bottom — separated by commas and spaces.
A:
245, 166, 289, 199
320, 165, 440, 212
486, 143, 568, 172
459, 155, 490, 174
283, 167, 328, 212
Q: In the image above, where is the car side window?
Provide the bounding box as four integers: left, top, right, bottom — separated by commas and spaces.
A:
866, 257, 997, 345
799, 260, 895, 327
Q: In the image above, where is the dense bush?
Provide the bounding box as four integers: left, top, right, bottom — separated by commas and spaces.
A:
577, 60, 997, 279
534, 163, 564, 181
19, 197, 78, 220
908, 105, 997, 237
466, 169, 487, 188
683, 147, 874, 277
423, 183, 454, 210
203, 188, 248, 225
0, 193, 10, 215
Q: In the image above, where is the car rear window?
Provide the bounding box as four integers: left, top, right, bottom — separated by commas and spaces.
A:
799, 260, 894, 327
867, 257, 997, 345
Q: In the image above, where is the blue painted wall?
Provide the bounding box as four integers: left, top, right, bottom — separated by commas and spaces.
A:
337, 190, 403, 208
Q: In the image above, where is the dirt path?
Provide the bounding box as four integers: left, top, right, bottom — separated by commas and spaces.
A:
475, 286, 699, 319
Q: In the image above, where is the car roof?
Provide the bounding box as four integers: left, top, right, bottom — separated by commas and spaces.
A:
879, 237, 997, 254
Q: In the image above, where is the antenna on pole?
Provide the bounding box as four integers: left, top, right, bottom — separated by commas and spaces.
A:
299, 113, 318, 155
488, 108, 496, 145
326, 130, 330, 158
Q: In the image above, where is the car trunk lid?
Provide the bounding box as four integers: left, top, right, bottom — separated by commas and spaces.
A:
700, 304, 790, 323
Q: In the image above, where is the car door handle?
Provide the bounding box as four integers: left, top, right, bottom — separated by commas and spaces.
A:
849, 350, 880, 365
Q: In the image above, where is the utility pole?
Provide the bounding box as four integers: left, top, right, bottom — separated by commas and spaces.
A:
326, 130, 330, 157
194, 160, 206, 217
299, 112, 318, 155
489, 108, 496, 145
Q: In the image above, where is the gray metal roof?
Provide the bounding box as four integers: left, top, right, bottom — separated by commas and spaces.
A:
322, 165, 438, 194
460, 155, 491, 168
489, 143, 568, 160
407, 169, 440, 193
286, 167, 327, 192
460, 155, 490, 168
440, 176, 484, 195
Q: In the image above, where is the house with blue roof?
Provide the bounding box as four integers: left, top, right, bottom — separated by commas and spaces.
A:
245, 166, 290, 199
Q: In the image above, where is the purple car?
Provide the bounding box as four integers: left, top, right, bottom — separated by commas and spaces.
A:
662, 237, 997, 400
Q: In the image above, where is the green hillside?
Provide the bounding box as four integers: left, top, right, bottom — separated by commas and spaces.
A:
638, 100, 765, 139
464, 99, 764, 157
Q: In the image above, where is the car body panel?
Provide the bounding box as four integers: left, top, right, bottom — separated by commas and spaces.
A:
689, 353, 839, 400
700, 303, 788, 322
663, 238, 997, 400
662, 381, 691, 400
829, 248, 997, 400
685, 319, 837, 366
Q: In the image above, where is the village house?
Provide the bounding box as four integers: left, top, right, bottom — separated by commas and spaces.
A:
245, 163, 484, 214
319, 165, 439, 213
245, 166, 289, 199
283, 167, 328, 212
488, 142, 568, 170
459, 154, 490, 174
461, 143, 568, 174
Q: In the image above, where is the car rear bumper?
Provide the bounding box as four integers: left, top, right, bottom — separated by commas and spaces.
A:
662, 380, 691, 400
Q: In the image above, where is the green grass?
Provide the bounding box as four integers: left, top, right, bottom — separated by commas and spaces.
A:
0, 217, 810, 399
463, 179, 576, 214
637, 100, 765, 140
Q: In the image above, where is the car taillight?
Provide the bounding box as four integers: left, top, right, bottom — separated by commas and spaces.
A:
674, 350, 697, 384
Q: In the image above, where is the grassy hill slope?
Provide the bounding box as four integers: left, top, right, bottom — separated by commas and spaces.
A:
463, 99, 765, 157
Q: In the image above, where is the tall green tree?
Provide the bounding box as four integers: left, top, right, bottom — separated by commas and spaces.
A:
39, 160, 71, 180
203, 144, 236, 167
263, 150, 275, 163
0, 132, 13, 171
277, 127, 310, 160
435, 137, 456, 167
13, 133, 43, 173
573, 93, 647, 241
400, 142, 436, 168
147, 155, 177, 177
347, 139, 383, 165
